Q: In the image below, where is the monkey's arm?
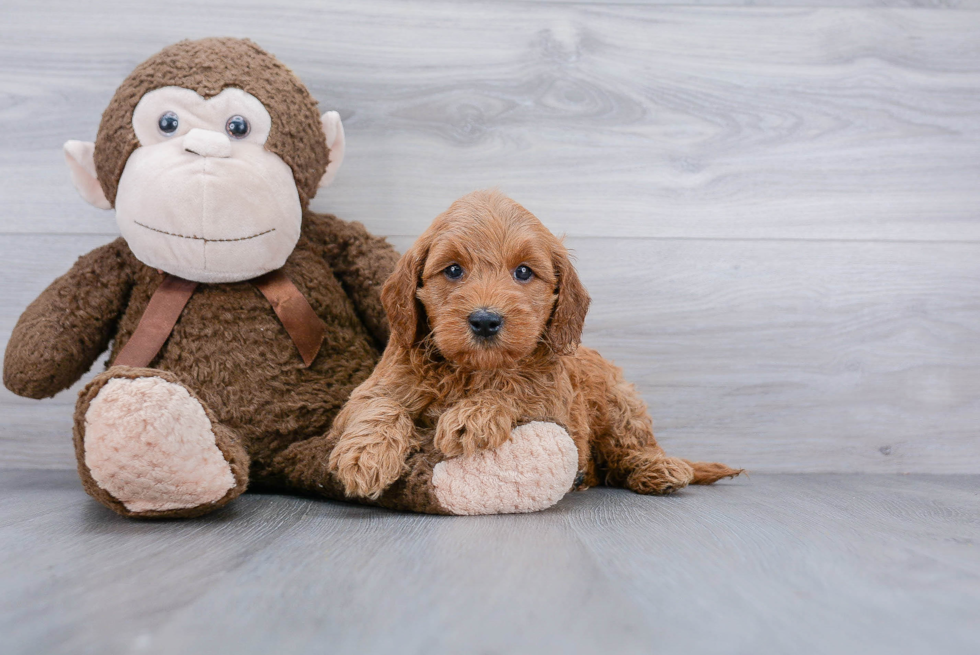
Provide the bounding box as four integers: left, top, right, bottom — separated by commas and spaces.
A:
306, 212, 399, 348
3, 238, 134, 399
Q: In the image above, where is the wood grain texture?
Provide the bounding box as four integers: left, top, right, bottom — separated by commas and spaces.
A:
521, 0, 980, 6
1, 1, 979, 240
578, 237, 980, 473
0, 470, 978, 654
3, 235, 977, 472
1, 1, 978, 473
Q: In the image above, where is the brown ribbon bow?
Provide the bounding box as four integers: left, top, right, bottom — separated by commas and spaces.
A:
114, 270, 326, 369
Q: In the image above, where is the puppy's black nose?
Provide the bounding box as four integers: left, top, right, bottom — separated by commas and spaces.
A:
468, 309, 503, 338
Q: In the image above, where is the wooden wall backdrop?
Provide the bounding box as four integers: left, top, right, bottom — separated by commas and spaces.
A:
0, 0, 978, 472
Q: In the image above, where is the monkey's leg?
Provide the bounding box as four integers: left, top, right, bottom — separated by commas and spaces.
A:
272, 422, 578, 515
427, 422, 579, 515
74, 366, 249, 519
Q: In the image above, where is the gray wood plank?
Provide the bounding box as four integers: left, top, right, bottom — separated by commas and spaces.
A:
2, 235, 977, 472
561, 474, 980, 655
1, 1, 979, 240
577, 237, 980, 473
0, 470, 977, 655
524, 0, 980, 6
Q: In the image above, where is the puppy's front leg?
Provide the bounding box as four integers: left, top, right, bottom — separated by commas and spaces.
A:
434, 392, 518, 458
329, 393, 415, 499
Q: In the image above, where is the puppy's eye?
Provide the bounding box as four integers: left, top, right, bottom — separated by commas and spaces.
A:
158, 111, 179, 135
514, 265, 534, 282
226, 115, 250, 138
444, 264, 464, 280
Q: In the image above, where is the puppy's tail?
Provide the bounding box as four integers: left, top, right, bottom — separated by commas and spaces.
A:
682, 460, 744, 485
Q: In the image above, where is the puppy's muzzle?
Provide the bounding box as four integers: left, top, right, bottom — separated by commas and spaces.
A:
468, 308, 503, 339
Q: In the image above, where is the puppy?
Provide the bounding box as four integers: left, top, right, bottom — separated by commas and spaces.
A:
329, 190, 741, 499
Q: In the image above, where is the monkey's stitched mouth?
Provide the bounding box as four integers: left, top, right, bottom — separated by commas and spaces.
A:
133, 220, 275, 243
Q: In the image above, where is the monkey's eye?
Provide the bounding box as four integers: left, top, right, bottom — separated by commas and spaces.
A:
444, 264, 464, 280
514, 265, 534, 282
157, 111, 179, 136
226, 115, 250, 139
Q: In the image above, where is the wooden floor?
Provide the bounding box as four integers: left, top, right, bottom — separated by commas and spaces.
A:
1, 470, 977, 655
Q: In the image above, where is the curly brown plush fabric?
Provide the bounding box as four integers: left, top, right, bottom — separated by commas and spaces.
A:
94, 38, 329, 208
5, 212, 394, 479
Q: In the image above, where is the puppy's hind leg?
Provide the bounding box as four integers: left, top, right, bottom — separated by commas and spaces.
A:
591, 373, 695, 495
604, 446, 696, 496
591, 359, 740, 494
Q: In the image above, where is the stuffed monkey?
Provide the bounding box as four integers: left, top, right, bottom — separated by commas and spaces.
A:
3, 38, 576, 518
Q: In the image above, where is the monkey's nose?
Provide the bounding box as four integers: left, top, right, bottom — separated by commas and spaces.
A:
468, 309, 503, 339
183, 128, 232, 158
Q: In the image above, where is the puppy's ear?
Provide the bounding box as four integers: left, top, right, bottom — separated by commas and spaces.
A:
546, 241, 590, 355
382, 236, 431, 349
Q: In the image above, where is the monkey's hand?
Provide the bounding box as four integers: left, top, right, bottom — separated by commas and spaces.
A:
434, 396, 517, 458
327, 397, 414, 499
4, 239, 133, 399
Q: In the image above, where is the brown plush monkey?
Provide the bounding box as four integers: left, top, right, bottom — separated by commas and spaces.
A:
3, 38, 577, 518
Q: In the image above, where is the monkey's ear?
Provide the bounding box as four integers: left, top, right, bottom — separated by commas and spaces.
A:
318, 111, 346, 188
63, 141, 111, 210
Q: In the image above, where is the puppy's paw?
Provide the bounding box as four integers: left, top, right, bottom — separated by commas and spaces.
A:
328, 427, 410, 499
434, 401, 513, 458
624, 454, 695, 495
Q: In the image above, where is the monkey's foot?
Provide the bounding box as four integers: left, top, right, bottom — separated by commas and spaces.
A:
431, 421, 578, 515
74, 367, 248, 518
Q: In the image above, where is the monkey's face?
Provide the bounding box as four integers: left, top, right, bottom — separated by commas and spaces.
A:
112, 86, 301, 283
64, 38, 344, 284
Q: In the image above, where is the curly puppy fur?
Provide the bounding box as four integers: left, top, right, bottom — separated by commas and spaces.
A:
330, 190, 742, 499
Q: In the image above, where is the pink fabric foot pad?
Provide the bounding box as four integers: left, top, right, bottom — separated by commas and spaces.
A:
432, 421, 578, 515
83, 376, 236, 513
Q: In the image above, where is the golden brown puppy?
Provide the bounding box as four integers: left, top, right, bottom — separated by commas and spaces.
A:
329, 190, 741, 499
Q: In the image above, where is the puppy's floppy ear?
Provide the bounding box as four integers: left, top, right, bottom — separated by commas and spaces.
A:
381, 235, 431, 348
546, 240, 590, 355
